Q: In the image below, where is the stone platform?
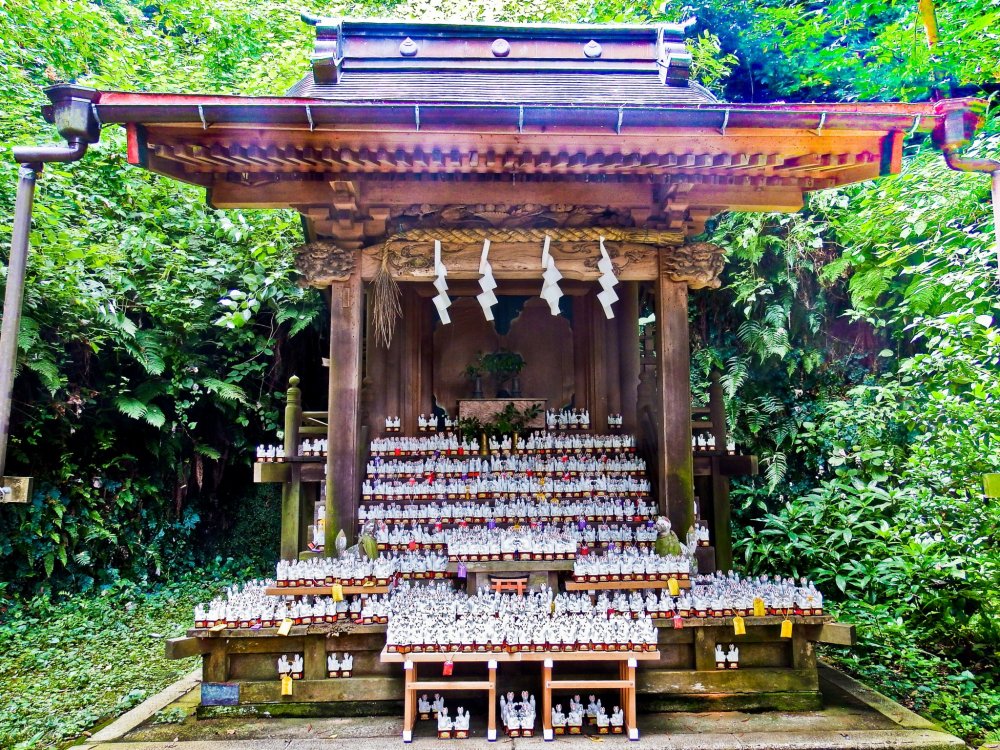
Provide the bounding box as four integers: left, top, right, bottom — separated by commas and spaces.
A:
78, 663, 962, 750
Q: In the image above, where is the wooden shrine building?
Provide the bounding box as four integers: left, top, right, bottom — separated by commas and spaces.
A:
31, 15, 986, 720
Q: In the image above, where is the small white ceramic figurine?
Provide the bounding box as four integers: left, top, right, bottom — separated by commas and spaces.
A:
611, 706, 624, 733
438, 706, 453, 734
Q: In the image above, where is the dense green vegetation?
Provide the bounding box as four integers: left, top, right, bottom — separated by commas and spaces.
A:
693, 133, 1000, 740
0, 562, 259, 748
2, 0, 998, 747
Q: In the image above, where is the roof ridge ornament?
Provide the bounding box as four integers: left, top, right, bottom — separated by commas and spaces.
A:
491, 38, 511, 57
583, 40, 602, 59
399, 37, 419, 57
656, 25, 692, 85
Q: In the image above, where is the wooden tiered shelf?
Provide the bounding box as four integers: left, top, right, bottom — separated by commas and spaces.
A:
447, 560, 573, 574
565, 578, 692, 591
264, 584, 391, 597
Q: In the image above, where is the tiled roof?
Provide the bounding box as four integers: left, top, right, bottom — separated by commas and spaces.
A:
286, 70, 718, 106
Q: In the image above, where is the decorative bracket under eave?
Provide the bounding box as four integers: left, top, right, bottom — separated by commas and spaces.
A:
294, 230, 726, 290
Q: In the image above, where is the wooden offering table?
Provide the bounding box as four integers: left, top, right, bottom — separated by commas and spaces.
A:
381, 649, 500, 743
380, 647, 659, 742
540, 650, 661, 741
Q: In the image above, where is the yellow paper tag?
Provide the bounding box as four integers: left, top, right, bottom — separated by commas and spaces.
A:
733, 616, 746, 636
330, 584, 344, 602
281, 674, 293, 696
667, 578, 680, 596
278, 618, 293, 636
210, 623, 227, 632
753, 598, 767, 617
780, 619, 793, 639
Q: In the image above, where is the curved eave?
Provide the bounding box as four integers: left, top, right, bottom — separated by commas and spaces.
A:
85, 90, 967, 135
61, 89, 986, 232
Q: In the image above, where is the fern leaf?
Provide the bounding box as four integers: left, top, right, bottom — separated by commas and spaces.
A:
200, 377, 248, 404
194, 444, 222, 460
131, 331, 167, 375
26, 358, 63, 394
143, 404, 166, 428
114, 396, 148, 420
135, 380, 166, 402
764, 452, 788, 490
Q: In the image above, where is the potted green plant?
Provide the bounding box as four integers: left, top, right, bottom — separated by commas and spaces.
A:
491, 401, 542, 437
479, 350, 525, 397
462, 361, 485, 398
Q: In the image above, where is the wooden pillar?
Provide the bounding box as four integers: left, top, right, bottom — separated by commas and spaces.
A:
709, 371, 733, 571
572, 296, 595, 411
280, 376, 303, 560
203, 642, 229, 682
384, 306, 403, 430
401, 287, 429, 434
693, 626, 715, 671
655, 261, 694, 535
361, 291, 378, 433
618, 282, 641, 433
326, 272, 363, 549
591, 300, 610, 431
605, 314, 622, 422
420, 296, 435, 417
304, 635, 327, 681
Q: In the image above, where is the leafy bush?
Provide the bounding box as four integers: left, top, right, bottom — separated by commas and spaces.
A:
0, 564, 250, 748
1, 0, 325, 594
718, 121, 1000, 741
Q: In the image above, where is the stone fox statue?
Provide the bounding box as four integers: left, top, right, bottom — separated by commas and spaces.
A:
653, 516, 683, 557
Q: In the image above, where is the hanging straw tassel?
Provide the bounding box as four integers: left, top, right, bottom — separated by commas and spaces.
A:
370, 247, 401, 348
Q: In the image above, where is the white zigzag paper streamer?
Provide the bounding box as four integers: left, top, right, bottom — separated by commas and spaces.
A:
596, 236, 619, 319
432, 240, 452, 325
539, 234, 563, 315
476, 238, 498, 321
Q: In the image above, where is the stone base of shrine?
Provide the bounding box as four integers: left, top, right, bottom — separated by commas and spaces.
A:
172, 616, 845, 716
81, 663, 963, 750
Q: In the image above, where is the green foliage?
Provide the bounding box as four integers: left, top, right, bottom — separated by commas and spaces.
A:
489, 401, 543, 435
456, 402, 543, 441
714, 121, 1000, 741
660, 0, 1000, 102
476, 349, 527, 394
1, 0, 325, 594
151, 706, 190, 725
0, 563, 250, 748
209, 484, 282, 576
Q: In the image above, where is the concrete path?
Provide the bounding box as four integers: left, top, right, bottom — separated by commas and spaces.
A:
77, 663, 965, 750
